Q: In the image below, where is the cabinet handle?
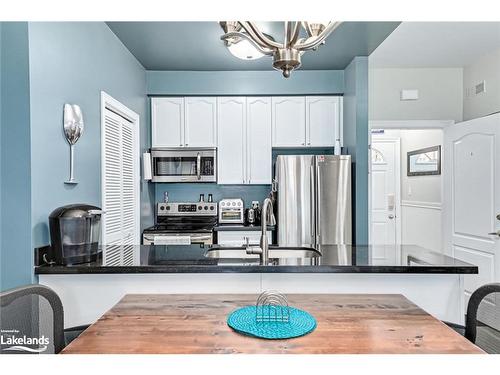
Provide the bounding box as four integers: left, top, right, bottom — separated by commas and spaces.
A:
179, 143, 183, 147
185, 143, 189, 146
308, 142, 311, 145
301, 142, 305, 146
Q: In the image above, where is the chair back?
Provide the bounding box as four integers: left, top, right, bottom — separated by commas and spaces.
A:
465, 283, 500, 353
0, 285, 64, 354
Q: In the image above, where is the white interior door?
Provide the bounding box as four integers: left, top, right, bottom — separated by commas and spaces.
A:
444, 113, 500, 330
101, 93, 140, 246
370, 139, 401, 262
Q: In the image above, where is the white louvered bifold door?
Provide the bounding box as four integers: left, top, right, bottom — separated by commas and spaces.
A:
102, 108, 139, 246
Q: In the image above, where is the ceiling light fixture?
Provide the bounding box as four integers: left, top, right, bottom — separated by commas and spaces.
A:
220, 21, 342, 78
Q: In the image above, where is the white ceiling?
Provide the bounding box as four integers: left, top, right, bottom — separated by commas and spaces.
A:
369, 22, 500, 68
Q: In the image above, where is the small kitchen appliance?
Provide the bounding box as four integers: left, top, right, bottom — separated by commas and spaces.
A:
218, 198, 245, 224
49, 204, 104, 265
143, 201, 218, 245
149, 148, 217, 183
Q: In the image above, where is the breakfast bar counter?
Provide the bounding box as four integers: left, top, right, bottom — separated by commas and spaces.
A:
35, 244, 477, 274
35, 244, 477, 329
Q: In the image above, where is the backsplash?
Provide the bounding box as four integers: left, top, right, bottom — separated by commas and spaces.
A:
154, 148, 335, 206
154, 183, 271, 208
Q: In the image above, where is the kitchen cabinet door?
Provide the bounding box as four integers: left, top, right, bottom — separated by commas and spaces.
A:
272, 96, 306, 147
247, 97, 272, 184
151, 97, 184, 147
217, 97, 246, 184
306, 96, 340, 147
185, 97, 217, 147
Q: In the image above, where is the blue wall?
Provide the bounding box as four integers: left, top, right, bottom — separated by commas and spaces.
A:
147, 70, 344, 96
343, 57, 369, 245
28, 22, 152, 251
1, 22, 33, 291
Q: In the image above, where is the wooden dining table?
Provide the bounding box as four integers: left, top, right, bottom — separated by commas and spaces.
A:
62, 294, 483, 354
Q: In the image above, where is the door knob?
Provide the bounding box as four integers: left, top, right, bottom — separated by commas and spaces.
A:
388, 214, 394, 219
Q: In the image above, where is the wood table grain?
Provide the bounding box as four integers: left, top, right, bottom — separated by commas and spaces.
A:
62, 294, 483, 354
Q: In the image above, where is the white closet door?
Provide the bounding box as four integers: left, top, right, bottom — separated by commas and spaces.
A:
102, 108, 139, 246
217, 97, 246, 184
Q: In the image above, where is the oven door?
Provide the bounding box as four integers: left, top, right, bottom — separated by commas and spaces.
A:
143, 232, 213, 245
151, 148, 217, 183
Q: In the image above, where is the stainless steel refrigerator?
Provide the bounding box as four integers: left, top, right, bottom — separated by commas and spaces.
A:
275, 155, 352, 253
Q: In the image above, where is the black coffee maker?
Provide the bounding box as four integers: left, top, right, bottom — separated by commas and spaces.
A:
49, 204, 104, 265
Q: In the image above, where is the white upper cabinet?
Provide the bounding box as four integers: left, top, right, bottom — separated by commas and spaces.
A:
185, 97, 217, 147
247, 97, 272, 184
151, 97, 217, 148
272, 97, 306, 147
217, 97, 247, 184
151, 97, 184, 148
306, 96, 341, 147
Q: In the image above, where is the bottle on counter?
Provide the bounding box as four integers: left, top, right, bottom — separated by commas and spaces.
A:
252, 201, 261, 226
246, 207, 256, 226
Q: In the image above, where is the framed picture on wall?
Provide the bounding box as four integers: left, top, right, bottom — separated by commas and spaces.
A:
407, 145, 441, 176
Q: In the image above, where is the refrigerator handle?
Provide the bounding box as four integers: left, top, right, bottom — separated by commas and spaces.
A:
310, 164, 316, 244
315, 163, 321, 243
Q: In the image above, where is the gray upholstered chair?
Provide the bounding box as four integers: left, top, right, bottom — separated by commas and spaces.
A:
0, 285, 65, 354
445, 283, 500, 353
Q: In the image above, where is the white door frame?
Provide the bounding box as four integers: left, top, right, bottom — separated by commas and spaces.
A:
100, 91, 140, 244
369, 136, 402, 246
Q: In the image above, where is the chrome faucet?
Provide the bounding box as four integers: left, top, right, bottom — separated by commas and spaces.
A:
246, 197, 273, 265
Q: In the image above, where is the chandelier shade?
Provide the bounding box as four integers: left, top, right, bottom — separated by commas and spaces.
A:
220, 21, 342, 78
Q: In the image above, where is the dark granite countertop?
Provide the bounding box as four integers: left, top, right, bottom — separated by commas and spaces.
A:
35, 244, 477, 274
214, 224, 276, 231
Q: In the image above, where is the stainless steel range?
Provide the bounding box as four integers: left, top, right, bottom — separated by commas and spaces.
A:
142, 202, 218, 245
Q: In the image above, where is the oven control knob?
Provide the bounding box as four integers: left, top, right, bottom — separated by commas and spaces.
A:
210, 206, 214, 210
204, 206, 208, 210
160, 206, 165, 211
198, 206, 202, 210
166, 206, 170, 210
232, 202, 236, 206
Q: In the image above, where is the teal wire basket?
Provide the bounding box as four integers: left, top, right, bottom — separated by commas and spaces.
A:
227, 291, 317, 339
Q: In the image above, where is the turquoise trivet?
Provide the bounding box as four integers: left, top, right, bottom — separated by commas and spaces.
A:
227, 305, 316, 339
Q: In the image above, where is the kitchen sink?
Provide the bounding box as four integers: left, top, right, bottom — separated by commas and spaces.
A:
205, 246, 321, 266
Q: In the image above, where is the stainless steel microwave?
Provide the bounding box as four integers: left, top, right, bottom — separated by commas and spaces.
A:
150, 148, 217, 183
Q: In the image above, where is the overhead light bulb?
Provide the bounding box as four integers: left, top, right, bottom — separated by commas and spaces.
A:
227, 38, 264, 60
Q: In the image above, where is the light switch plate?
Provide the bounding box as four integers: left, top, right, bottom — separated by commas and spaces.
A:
400, 89, 419, 101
